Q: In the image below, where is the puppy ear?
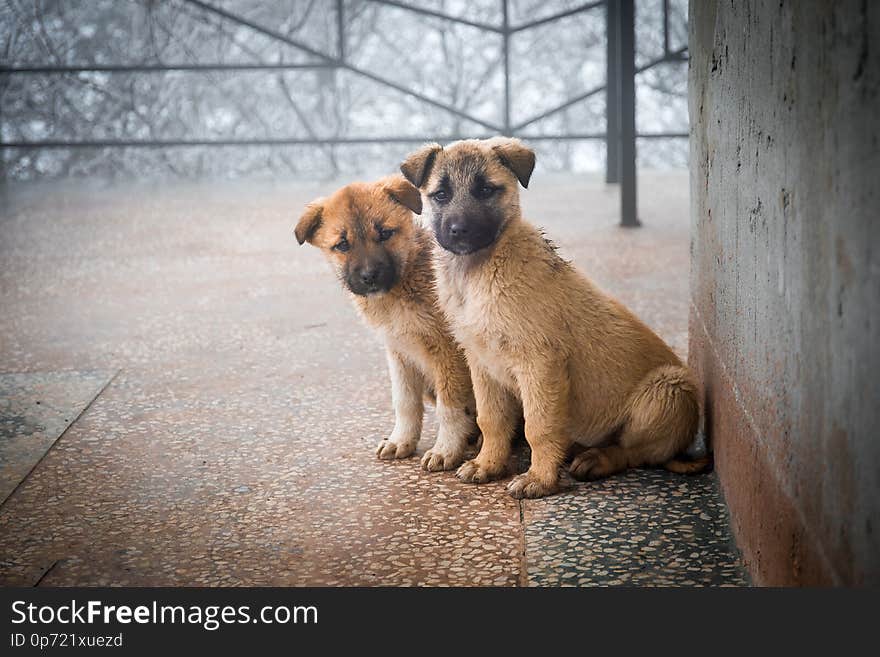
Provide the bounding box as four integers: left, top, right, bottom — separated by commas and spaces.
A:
384, 175, 422, 215
492, 139, 536, 189
294, 200, 323, 245
400, 143, 442, 188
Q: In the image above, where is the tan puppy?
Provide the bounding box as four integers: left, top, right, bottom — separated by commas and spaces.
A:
400, 138, 705, 498
295, 175, 477, 471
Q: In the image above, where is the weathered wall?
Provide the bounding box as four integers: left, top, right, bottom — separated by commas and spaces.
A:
689, 1, 879, 585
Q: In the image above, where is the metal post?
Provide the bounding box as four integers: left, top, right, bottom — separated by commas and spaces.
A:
502, 0, 511, 135
663, 0, 670, 57
336, 0, 345, 61
619, 0, 639, 227
605, 0, 620, 184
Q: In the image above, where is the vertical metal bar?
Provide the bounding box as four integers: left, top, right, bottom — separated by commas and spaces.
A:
605, 0, 620, 184
619, 0, 639, 227
502, 0, 511, 135
663, 0, 670, 57
336, 0, 345, 61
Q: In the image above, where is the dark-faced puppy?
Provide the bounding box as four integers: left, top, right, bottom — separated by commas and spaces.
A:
401, 138, 706, 498
401, 138, 533, 257
295, 175, 478, 471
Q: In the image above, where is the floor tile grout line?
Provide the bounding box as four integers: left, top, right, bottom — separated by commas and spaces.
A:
33, 560, 59, 587
0, 368, 121, 512
517, 499, 529, 587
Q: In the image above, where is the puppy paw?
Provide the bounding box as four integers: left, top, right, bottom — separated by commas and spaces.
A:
569, 448, 607, 481
507, 472, 559, 499
456, 459, 506, 484
376, 439, 416, 460
421, 447, 465, 472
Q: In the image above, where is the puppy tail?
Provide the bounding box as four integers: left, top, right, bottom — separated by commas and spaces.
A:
663, 453, 713, 475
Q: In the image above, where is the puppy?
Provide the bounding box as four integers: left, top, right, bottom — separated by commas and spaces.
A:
400, 138, 706, 498
295, 175, 477, 471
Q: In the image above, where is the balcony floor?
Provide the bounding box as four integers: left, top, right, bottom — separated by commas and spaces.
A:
0, 172, 747, 586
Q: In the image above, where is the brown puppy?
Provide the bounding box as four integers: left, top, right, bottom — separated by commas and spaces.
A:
295, 175, 477, 471
401, 138, 705, 498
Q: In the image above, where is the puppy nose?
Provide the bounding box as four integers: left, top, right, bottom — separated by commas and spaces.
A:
448, 222, 468, 237
360, 268, 379, 285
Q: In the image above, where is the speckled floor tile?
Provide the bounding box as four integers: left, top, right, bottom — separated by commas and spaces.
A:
0, 561, 54, 587
0, 173, 745, 586
523, 469, 748, 586
0, 369, 114, 503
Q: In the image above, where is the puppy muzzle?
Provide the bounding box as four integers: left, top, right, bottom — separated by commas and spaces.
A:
346, 264, 397, 296
435, 217, 499, 255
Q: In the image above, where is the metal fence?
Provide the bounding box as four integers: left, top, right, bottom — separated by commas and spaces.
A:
0, 0, 687, 226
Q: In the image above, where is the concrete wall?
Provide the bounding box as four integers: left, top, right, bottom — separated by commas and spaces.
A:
688, 1, 879, 585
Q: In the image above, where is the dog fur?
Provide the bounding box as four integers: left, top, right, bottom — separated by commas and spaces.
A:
400, 138, 705, 498
295, 175, 477, 471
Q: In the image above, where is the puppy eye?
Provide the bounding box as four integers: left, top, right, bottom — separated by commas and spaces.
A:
431, 189, 450, 204
473, 184, 497, 200
333, 238, 350, 253
377, 227, 395, 242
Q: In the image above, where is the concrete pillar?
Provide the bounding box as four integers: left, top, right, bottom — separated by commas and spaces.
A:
689, 1, 880, 585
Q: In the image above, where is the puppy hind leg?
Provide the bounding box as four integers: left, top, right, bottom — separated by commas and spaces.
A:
569, 444, 630, 481
624, 364, 700, 465
570, 365, 700, 480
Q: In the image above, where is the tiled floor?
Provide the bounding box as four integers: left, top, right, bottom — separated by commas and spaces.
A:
0, 173, 747, 586
0, 369, 114, 504
525, 469, 746, 586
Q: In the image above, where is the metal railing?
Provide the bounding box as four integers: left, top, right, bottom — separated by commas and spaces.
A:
0, 0, 687, 225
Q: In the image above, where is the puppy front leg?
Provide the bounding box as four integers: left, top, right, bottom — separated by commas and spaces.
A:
456, 366, 518, 483
376, 350, 424, 460
507, 362, 570, 499
421, 356, 477, 472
